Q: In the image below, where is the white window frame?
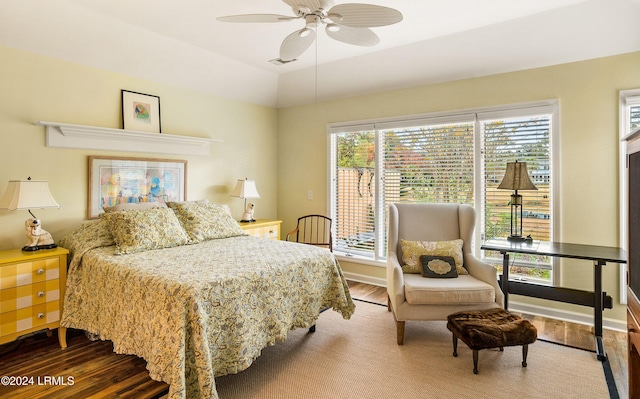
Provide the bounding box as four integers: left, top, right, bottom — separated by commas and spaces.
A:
328, 100, 559, 281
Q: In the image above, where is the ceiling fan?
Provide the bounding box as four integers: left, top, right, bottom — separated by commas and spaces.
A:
217, 0, 403, 63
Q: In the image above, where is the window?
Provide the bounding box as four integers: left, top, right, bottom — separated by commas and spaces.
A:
329, 101, 557, 283
480, 112, 553, 281
620, 92, 640, 241
618, 89, 640, 304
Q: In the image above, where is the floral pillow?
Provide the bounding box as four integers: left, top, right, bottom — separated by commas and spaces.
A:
59, 218, 115, 254
102, 207, 191, 255
167, 201, 245, 242
400, 239, 468, 275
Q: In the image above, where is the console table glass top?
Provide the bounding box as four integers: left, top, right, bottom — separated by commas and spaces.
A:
481, 238, 627, 264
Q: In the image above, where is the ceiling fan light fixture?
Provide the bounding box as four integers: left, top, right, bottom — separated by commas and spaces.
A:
326, 23, 341, 32
327, 13, 343, 23
298, 27, 312, 38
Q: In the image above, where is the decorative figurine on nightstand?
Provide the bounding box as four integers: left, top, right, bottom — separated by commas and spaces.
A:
240, 202, 256, 223
24, 217, 57, 251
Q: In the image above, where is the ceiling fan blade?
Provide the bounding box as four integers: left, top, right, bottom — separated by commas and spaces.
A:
217, 14, 297, 23
327, 4, 403, 28
280, 28, 317, 61
325, 25, 379, 46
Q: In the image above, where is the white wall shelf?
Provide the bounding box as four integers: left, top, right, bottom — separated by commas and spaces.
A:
36, 121, 222, 156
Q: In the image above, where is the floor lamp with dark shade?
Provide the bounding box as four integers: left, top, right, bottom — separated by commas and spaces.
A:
497, 161, 538, 242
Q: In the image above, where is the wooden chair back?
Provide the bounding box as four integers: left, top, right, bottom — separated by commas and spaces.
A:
286, 215, 332, 251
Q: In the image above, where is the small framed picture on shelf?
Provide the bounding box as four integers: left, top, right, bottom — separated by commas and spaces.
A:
121, 90, 161, 133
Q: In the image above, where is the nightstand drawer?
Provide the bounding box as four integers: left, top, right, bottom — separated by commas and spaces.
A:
239, 219, 282, 240
1, 279, 60, 312
1, 301, 60, 337
248, 225, 279, 239
0, 257, 60, 289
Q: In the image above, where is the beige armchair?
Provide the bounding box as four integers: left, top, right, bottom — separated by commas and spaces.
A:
387, 203, 504, 345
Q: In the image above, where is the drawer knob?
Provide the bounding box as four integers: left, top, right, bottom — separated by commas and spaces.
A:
36, 268, 45, 275
37, 291, 45, 298
37, 313, 45, 319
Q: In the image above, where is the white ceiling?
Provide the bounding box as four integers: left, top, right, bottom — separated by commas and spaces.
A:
1, 0, 639, 108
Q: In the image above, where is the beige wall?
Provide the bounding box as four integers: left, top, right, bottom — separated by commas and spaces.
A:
2, 42, 638, 326
0, 45, 278, 250
277, 51, 640, 325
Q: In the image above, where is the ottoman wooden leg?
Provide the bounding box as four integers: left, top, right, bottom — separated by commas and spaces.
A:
473, 350, 479, 374
522, 344, 529, 367
452, 333, 458, 357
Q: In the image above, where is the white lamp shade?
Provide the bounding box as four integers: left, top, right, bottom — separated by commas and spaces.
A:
0, 180, 60, 210
230, 179, 260, 199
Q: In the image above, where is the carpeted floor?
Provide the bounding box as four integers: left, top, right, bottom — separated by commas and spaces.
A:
215, 300, 610, 399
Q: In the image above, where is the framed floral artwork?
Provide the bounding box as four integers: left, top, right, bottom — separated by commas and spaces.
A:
121, 90, 161, 133
88, 156, 187, 219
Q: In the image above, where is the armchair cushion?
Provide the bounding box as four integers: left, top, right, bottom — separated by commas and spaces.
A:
401, 239, 468, 275
404, 274, 495, 305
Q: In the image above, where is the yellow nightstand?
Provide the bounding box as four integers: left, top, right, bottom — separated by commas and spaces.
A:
0, 247, 69, 348
239, 219, 282, 240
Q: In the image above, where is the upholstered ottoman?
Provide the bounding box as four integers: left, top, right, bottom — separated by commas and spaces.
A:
446, 308, 537, 374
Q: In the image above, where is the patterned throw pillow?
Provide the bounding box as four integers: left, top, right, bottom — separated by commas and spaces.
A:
167, 201, 245, 242
400, 239, 468, 275
103, 207, 191, 255
420, 255, 458, 278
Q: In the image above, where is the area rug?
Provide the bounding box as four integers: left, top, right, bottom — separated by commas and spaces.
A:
215, 301, 610, 399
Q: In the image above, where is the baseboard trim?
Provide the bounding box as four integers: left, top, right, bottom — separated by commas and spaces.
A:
344, 272, 386, 287
508, 301, 627, 333
343, 272, 627, 333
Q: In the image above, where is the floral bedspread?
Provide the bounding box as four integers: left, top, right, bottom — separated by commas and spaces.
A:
60, 221, 355, 399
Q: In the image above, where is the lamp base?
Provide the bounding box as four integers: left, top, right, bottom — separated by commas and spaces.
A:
239, 219, 256, 223
507, 235, 533, 243
22, 243, 58, 252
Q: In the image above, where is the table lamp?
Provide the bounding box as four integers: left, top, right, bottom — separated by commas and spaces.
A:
0, 177, 60, 251
497, 161, 538, 242
230, 178, 260, 222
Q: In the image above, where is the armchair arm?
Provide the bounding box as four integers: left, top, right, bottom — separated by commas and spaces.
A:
387, 251, 406, 308
285, 226, 299, 242
464, 254, 505, 308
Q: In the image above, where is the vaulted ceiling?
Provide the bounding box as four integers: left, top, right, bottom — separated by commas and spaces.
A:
1, 0, 639, 108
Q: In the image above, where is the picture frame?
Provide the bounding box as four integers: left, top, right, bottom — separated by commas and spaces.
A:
121, 90, 161, 133
88, 156, 187, 219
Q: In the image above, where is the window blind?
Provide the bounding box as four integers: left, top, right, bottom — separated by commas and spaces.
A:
481, 115, 552, 241
329, 100, 556, 276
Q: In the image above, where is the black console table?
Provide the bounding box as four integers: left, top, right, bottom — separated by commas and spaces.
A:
481, 239, 626, 361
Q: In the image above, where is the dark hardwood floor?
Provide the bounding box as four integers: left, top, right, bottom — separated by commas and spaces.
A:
0, 281, 628, 398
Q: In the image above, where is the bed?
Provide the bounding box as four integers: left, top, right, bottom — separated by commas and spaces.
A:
59, 202, 355, 399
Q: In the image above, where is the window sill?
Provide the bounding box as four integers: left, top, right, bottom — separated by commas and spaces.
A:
334, 253, 386, 268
